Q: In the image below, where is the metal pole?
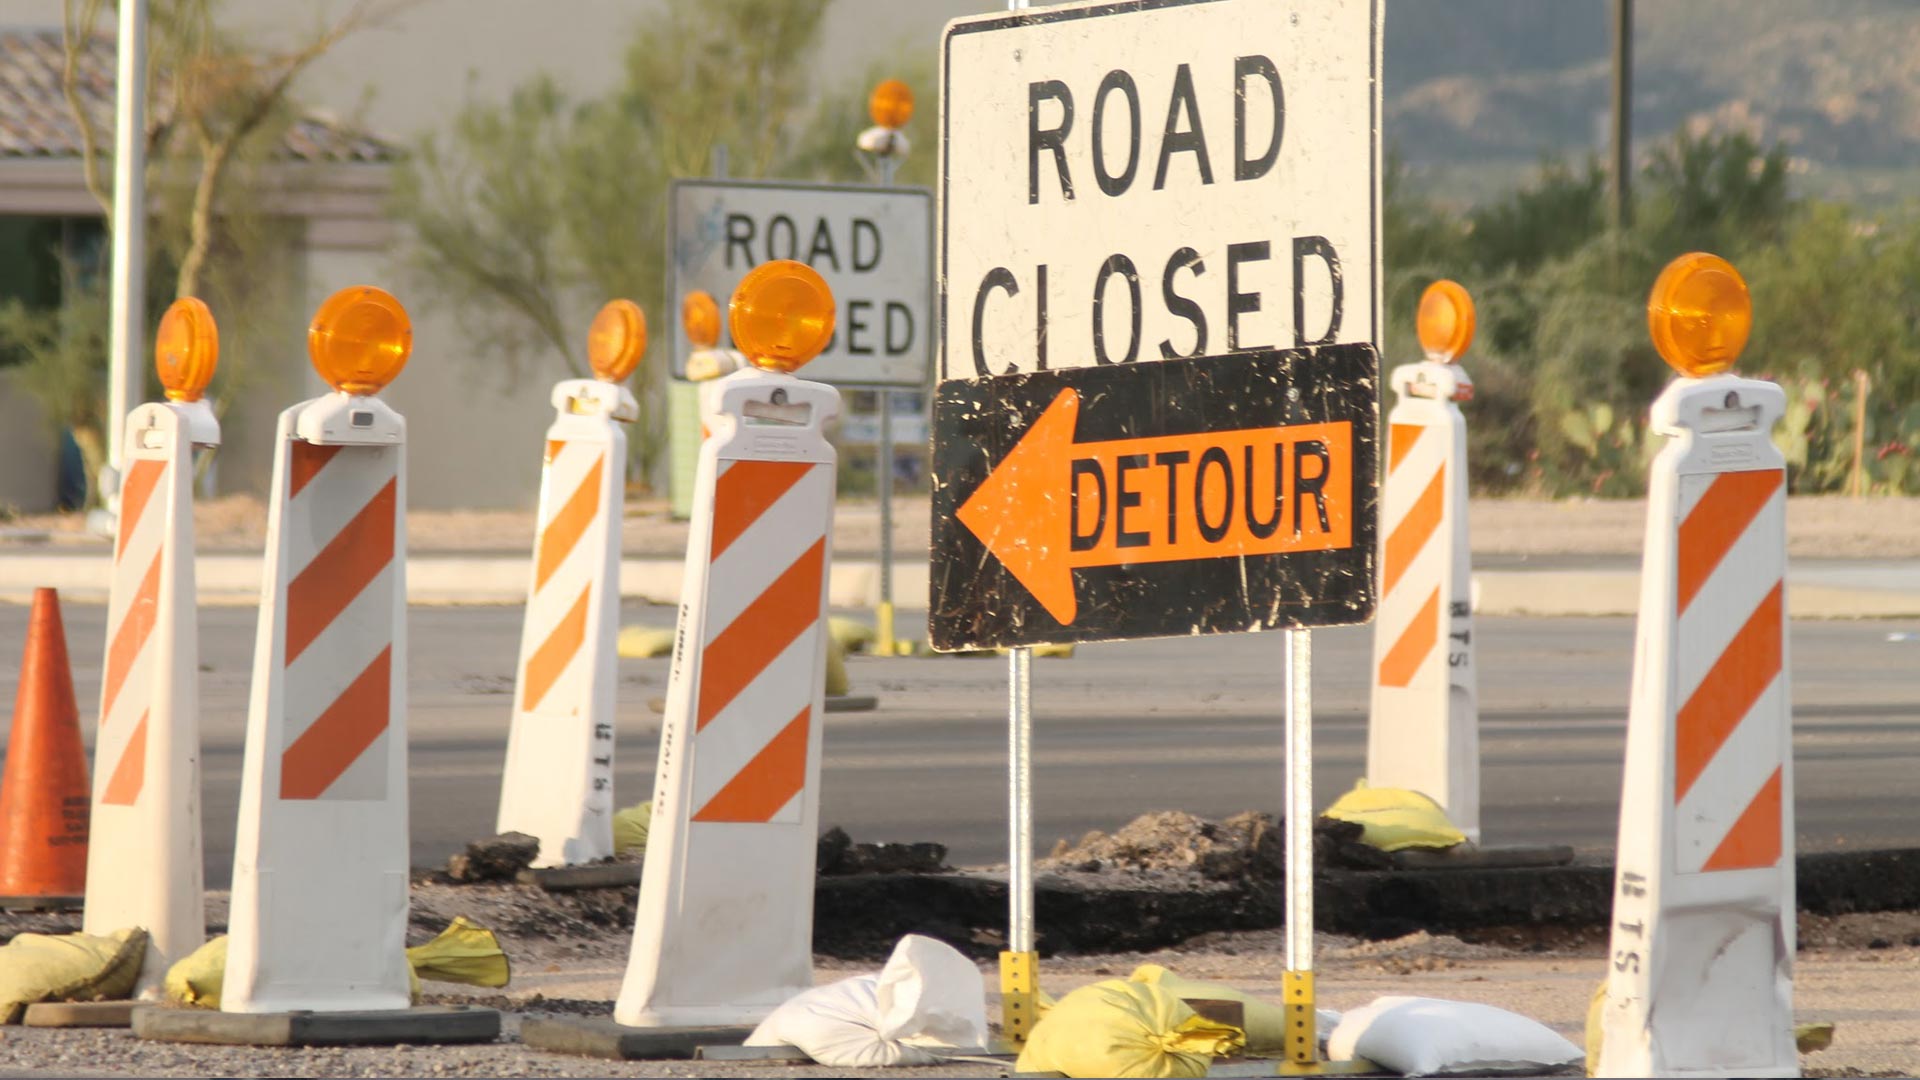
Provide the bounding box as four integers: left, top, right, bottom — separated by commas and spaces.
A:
1282, 627, 1318, 1064
1610, 0, 1633, 230
874, 153, 900, 655
1008, 645, 1033, 952
105, 0, 148, 506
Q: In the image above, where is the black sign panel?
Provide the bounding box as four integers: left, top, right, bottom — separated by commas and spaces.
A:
929, 344, 1378, 650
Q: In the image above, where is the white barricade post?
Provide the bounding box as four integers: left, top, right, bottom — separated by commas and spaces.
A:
615, 260, 840, 1028
1367, 280, 1480, 840
1598, 253, 1796, 1078
497, 300, 646, 867
83, 299, 219, 992
219, 286, 442, 1027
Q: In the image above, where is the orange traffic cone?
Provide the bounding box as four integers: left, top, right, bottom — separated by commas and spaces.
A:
0, 588, 89, 908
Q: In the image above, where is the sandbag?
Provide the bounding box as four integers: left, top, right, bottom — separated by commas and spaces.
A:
165, 919, 510, 1010
612, 800, 652, 856
0, 928, 147, 1023
1128, 965, 1336, 1056
1016, 979, 1244, 1079
1321, 781, 1466, 852
1328, 995, 1580, 1076
747, 934, 986, 1067
828, 616, 875, 655
616, 625, 675, 659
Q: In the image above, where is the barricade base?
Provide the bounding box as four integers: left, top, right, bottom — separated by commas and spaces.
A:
23, 1000, 137, 1027
519, 1016, 756, 1060
131, 1004, 499, 1046
646, 693, 876, 714
0, 894, 82, 912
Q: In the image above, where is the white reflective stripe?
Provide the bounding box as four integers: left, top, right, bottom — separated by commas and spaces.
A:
280, 563, 395, 749
285, 450, 397, 571
1673, 489, 1785, 706
1673, 674, 1785, 873
687, 625, 819, 815
97, 452, 171, 766
702, 464, 832, 643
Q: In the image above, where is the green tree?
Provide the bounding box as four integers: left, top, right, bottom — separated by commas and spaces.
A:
392, 0, 939, 481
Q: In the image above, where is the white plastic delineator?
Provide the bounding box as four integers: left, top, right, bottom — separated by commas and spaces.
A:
224, 391, 412, 1013
83, 398, 219, 991
497, 378, 637, 866
616, 366, 840, 1027
1366, 359, 1479, 840
1597, 374, 1795, 1078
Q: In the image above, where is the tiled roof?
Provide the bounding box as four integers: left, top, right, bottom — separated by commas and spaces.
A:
0, 28, 396, 163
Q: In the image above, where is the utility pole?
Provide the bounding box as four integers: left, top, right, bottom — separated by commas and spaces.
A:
105, 0, 149, 519
1611, 0, 1633, 229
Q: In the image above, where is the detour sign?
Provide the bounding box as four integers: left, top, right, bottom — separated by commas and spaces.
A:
930, 345, 1378, 650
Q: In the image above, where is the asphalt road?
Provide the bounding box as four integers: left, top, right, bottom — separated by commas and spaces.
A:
4, 600, 1919, 884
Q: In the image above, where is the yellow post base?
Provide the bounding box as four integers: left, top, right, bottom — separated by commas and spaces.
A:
872, 601, 906, 657
1283, 969, 1316, 1064
999, 950, 1039, 1048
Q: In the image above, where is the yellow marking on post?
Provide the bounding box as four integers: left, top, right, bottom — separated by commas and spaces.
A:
1284, 969, 1316, 1064
999, 950, 1039, 1048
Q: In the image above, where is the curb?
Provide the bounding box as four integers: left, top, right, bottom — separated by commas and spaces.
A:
4, 555, 1918, 618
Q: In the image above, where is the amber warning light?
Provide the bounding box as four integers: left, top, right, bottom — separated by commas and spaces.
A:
309, 286, 413, 395
155, 297, 219, 403
1648, 252, 1751, 379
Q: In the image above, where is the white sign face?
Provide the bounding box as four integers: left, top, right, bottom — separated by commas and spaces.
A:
669, 179, 933, 387
940, 0, 1381, 380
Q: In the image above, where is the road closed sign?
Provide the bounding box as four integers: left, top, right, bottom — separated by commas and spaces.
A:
939, 0, 1380, 379
931, 0, 1382, 650
669, 179, 932, 386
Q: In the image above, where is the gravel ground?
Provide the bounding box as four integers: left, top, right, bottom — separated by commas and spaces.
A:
0, 887, 1913, 1078
9, 494, 1920, 560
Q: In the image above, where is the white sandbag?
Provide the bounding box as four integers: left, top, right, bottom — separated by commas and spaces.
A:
1328, 995, 1581, 1076
747, 935, 987, 1067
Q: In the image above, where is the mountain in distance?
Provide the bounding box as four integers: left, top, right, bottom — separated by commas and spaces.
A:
1385, 0, 1920, 203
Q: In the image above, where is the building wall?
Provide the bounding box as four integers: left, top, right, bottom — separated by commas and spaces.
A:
0, 369, 57, 513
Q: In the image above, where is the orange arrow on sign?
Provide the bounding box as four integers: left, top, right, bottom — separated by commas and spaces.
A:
956, 387, 1354, 625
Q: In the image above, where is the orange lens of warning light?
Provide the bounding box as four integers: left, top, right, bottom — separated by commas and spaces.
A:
729, 260, 836, 373
682, 290, 722, 349
1416, 279, 1475, 364
308, 286, 412, 395
868, 78, 914, 130
1648, 252, 1752, 378
154, 297, 219, 402
587, 299, 647, 383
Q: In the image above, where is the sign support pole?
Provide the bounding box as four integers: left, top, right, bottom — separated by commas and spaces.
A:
1283, 628, 1316, 1064
1001, 644, 1037, 1046
872, 152, 902, 656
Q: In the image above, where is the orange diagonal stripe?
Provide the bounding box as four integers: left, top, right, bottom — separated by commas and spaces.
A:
102, 550, 163, 723
697, 538, 825, 730
280, 646, 391, 800
100, 710, 149, 806
710, 461, 812, 560
1675, 582, 1783, 802
545, 439, 564, 464
535, 455, 604, 590
693, 706, 811, 822
1702, 767, 1783, 872
1677, 469, 1782, 614
1378, 587, 1441, 688
1386, 423, 1426, 475
522, 585, 590, 712
285, 478, 396, 666
115, 458, 166, 559
289, 443, 344, 499
1381, 465, 1446, 597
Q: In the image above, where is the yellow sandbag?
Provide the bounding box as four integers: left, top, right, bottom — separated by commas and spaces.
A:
1796, 1021, 1834, 1053
826, 634, 850, 696
0, 928, 147, 1023
613, 800, 652, 855
1321, 780, 1466, 852
1016, 979, 1245, 1079
167, 919, 510, 1010
1129, 964, 1289, 1056
408, 916, 510, 991
164, 935, 227, 1009
828, 617, 875, 654
617, 625, 675, 659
